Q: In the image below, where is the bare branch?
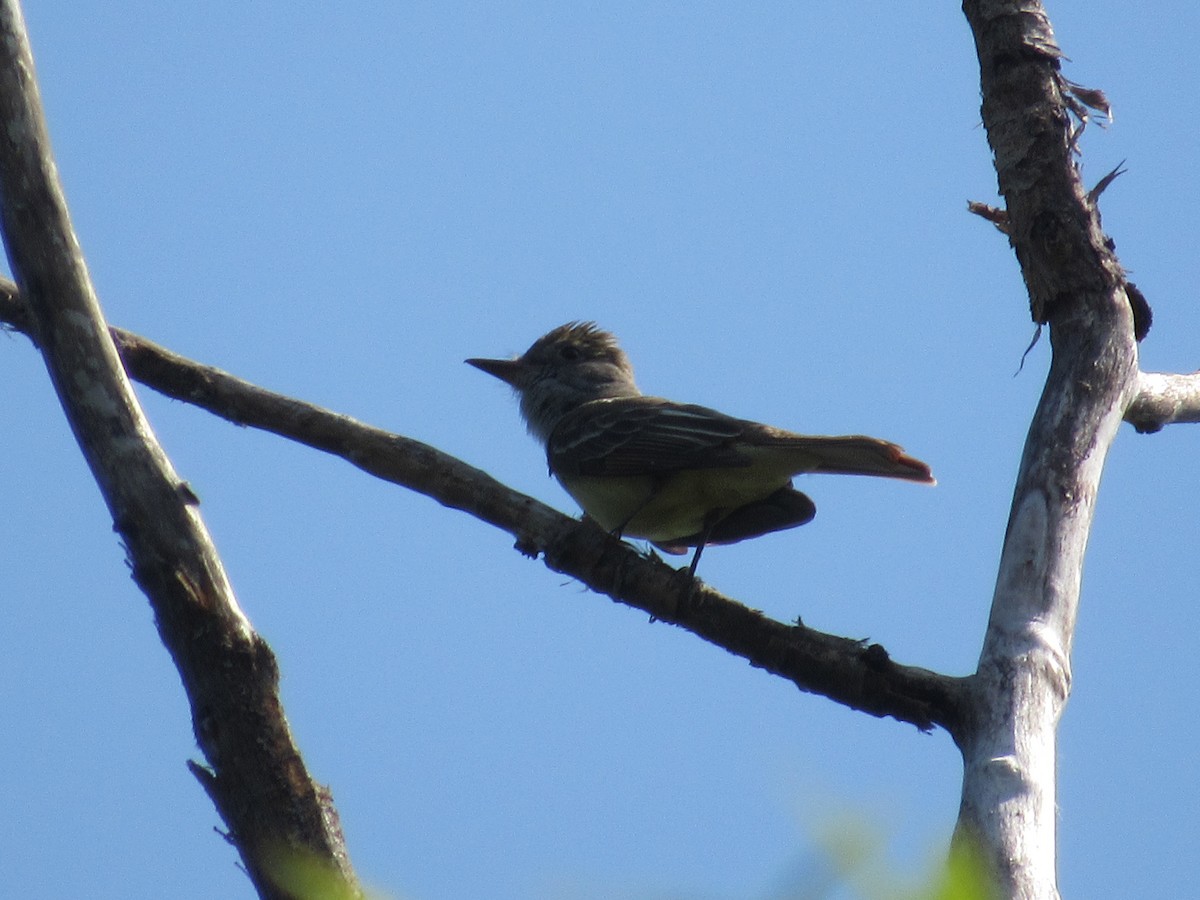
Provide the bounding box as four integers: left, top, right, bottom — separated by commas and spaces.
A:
0, 3, 358, 896
1125, 371, 1200, 433
0, 278, 968, 734
960, 1, 1142, 895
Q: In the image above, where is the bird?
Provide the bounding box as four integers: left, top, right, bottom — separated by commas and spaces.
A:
467, 322, 933, 574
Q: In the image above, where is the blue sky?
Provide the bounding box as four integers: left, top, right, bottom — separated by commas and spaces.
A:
3, 4, 1198, 898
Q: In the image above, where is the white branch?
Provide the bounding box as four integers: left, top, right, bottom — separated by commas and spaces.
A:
1125, 371, 1200, 433
959, 2, 1147, 896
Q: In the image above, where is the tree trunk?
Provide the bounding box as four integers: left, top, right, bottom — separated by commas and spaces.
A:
956, 2, 1142, 896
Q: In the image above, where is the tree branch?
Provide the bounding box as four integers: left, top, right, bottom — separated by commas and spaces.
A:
0, 4, 359, 897
1124, 371, 1200, 432
0, 278, 968, 735
960, 2, 1142, 897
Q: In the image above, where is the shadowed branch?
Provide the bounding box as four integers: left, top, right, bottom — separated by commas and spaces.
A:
1, 277, 967, 734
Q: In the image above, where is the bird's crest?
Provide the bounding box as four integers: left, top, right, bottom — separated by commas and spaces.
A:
523, 321, 631, 373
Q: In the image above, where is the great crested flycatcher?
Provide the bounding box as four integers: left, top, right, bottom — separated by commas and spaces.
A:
468, 322, 933, 574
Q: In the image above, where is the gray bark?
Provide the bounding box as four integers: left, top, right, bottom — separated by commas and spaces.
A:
0, 2, 359, 896
958, 2, 1146, 896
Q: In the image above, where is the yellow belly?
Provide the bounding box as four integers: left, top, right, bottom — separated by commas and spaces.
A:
558, 465, 794, 542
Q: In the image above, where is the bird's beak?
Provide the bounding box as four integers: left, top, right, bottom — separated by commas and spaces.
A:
465, 356, 529, 388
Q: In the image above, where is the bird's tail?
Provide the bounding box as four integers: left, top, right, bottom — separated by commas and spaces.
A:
774, 435, 935, 484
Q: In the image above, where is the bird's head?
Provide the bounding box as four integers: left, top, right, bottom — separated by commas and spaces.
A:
467, 322, 640, 439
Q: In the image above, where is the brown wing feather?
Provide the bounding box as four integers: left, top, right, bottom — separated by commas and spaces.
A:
548, 398, 752, 477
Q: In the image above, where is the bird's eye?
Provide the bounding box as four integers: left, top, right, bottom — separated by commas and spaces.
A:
559, 345, 582, 361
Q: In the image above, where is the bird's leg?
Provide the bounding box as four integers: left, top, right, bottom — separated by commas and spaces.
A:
686, 510, 728, 577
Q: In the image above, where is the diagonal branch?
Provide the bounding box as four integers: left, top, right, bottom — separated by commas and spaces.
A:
0, 4, 358, 897
0, 278, 968, 735
1124, 371, 1200, 432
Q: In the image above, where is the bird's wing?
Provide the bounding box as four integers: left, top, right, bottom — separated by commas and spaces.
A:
548, 397, 752, 477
